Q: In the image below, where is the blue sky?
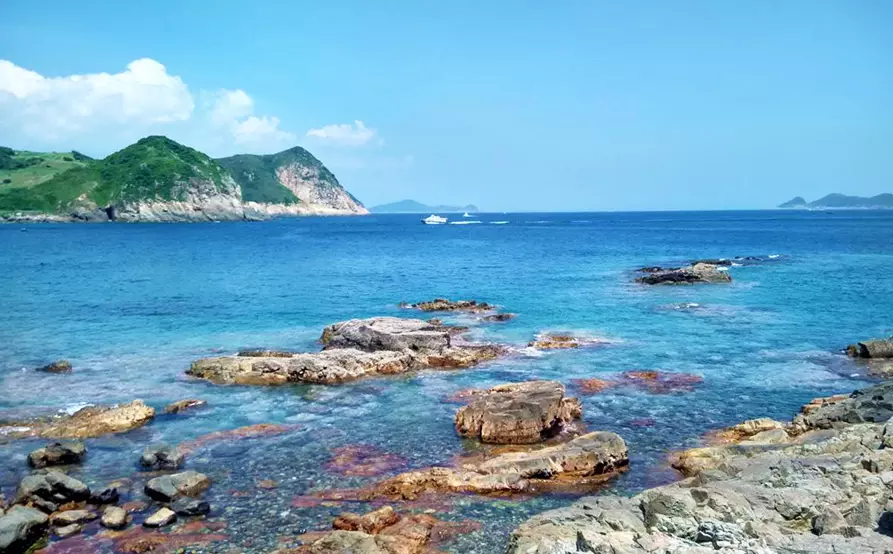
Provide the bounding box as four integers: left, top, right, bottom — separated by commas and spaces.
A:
1, 1, 890, 211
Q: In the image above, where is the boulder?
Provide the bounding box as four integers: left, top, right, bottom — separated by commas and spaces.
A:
143, 507, 176, 528
189, 317, 505, 386
14, 470, 90, 513
333, 506, 401, 534
402, 298, 495, 313
145, 471, 210, 502
89, 486, 119, 505
139, 443, 184, 470
100, 506, 128, 529
28, 441, 86, 468
636, 263, 732, 285
454, 381, 582, 444
0, 506, 48, 553
53, 523, 81, 538
365, 431, 628, 500
170, 498, 210, 517
38, 400, 155, 439
847, 337, 893, 359
36, 360, 72, 373
791, 381, 893, 432
162, 398, 206, 414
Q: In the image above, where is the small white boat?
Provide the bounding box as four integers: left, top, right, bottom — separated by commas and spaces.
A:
422, 214, 447, 225
462, 212, 475, 218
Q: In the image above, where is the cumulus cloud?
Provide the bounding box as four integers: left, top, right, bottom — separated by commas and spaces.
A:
205, 89, 295, 151
0, 58, 193, 140
306, 120, 379, 147
0, 58, 296, 154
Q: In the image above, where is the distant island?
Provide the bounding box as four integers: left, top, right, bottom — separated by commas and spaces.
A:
779, 193, 893, 210
370, 199, 479, 214
0, 137, 367, 223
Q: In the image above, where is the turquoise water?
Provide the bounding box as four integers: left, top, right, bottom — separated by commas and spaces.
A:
2, 211, 892, 552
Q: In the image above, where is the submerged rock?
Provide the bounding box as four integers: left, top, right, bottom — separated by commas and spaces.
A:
333, 506, 401, 534
324, 445, 407, 477
144, 471, 210, 502
847, 337, 893, 359
170, 498, 210, 517
14, 470, 90, 513
454, 381, 582, 444
0, 506, 48, 553
139, 443, 184, 470
35, 360, 72, 373
38, 400, 155, 439
401, 298, 495, 313
507, 382, 893, 554
89, 486, 120, 505
364, 431, 628, 500
189, 317, 505, 386
162, 398, 206, 414
481, 312, 515, 322
28, 441, 86, 468
636, 262, 732, 285
527, 333, 608, 350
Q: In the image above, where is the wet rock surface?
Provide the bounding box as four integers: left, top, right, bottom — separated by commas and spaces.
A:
527, 333, 610, 350
100, 506, 128, 529
35, 401, 155, 440
27, 441, 86, 468
14, 470, 90, 513
35, 360, 72, 373
507, 381, 893, 554
140, 443, 185, 470
454, 381, 582, 444
143, 507, 176, 528
401, 298, 496, 313
847, 336, 893, 359
188, 317, 505, 386
363, 431, 628, 500
162, 398, 207, 414
145, 471, 211, 502
636, 262, 732, 285
0, 506, 48, 553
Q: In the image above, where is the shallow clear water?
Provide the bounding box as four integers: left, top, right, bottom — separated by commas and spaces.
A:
2, 211, 892, 552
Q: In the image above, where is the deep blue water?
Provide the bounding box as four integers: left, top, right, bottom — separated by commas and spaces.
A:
1, 210, 892, 553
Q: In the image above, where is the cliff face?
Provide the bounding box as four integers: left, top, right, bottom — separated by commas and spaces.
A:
0, 137, 367, 222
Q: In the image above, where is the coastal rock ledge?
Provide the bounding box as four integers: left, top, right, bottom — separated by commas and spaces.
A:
506, 381, 893, 554
187, 317, 504, 385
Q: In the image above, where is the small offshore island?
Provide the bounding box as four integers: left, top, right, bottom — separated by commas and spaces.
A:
0, 137, 367, 223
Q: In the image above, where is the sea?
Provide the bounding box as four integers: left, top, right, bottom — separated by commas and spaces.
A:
1, 210, 892, 553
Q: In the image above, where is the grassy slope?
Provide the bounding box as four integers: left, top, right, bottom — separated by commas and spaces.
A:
0, 149, 90, 190
0, 137, 232, 213
215, 153, 299, 205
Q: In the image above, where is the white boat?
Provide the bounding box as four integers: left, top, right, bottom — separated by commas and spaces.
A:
422, 214, 447, 225
462, 212, 475, 218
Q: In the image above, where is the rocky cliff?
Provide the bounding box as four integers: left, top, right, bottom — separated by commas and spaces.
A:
0, 137, 366, 222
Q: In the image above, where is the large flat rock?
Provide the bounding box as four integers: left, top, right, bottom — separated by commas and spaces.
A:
454, 381, 582, 444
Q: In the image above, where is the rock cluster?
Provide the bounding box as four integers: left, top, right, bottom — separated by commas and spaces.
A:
401, 298, 495, 313
140, 443, 185, 470
506, 381, 893, 554
188, 317, 505, 386
636, 262, 732, 285
847, 336, 893, 359
27, 441, 86, 468
454, 381, 582, 444
35, 360, 72, 373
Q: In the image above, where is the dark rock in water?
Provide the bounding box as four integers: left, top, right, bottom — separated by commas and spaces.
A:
207, 443, 250, 459
100, 506, 128, 530
636, 263, 732, 285
237, 350, 294, 358
691, 258, 733, 266
481, 313, 515, 322
847, 338, 893, 359
35, 360, 72, 373
69, 207, 110, 222
402, 298, 496, 313
14, 470, 90, 513
170, 498, 210, 517
140, 443, 184, 470
89, 486, 119, 505
162, 398, 206, 414
143, 507, 176, 528
0, 506, 48, 553
28, 441, 86, 468
636, 266, 667, 273
144, 471, 210, 502
454, 381, 582, 444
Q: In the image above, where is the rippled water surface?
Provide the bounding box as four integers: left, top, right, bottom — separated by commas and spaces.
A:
2, 211, 893, 552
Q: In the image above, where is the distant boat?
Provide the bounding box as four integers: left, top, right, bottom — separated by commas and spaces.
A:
422, 214, 448, 225
462, 212, 475, 218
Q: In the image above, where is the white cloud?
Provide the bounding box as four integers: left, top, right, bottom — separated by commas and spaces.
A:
0, 58, 296, 155
0, 58, 193, 140
205, 89, 295, 152
306, 120, 379, 147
